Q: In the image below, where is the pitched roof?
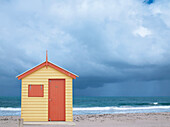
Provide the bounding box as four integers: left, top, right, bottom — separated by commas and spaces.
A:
16, 61, 79, 79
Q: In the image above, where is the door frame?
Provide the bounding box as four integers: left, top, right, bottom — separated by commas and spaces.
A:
48, 79, 66, 121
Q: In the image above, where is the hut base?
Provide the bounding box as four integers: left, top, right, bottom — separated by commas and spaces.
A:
24, 121, 75, 126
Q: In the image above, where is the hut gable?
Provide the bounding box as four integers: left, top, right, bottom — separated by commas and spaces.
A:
22, 66, 72, 81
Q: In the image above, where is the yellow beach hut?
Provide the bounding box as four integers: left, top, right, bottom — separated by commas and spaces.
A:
17, 51, 78, 122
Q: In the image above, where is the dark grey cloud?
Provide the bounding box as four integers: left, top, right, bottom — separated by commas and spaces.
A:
0, 0, 170, 96
74, 80, 170, 96
74, 64, 170, 89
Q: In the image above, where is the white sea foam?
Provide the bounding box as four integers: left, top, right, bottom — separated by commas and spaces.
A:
73, 106, 170, 111
74, 107, 112, 111
153, 102, 158, 105
0, 107, 21, 111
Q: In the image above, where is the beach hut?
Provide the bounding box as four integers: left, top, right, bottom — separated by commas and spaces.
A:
17, 51, 78, 122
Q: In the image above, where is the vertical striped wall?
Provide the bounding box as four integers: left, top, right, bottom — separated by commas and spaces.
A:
21, 66, 73, 121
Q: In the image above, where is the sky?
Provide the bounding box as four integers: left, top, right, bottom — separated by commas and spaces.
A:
0, 0, 170, 96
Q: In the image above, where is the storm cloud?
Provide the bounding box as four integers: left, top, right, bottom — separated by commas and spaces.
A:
0, 0, 170, 96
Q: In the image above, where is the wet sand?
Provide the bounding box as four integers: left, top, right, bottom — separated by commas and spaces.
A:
1, 112, 170, 127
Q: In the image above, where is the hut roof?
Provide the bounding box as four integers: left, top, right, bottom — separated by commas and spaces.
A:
16, 61, 79, 79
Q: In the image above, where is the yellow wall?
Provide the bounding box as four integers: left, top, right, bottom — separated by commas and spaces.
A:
21, 66, 73, 121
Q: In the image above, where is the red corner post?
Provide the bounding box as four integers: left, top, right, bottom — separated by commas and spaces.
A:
46, 50, 48, 68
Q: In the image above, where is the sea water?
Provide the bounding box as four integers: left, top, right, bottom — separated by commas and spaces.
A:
0, 96, 170, 116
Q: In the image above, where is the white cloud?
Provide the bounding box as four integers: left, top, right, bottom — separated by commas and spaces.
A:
133, 26, 152, 37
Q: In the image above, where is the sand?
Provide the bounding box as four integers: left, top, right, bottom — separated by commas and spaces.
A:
0, 112, 170, 127
0, 116, 20, 127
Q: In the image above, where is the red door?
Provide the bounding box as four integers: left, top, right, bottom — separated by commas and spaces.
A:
48, 79, 65, 121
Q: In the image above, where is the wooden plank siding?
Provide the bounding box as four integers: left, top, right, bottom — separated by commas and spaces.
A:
21, 66, 73, 121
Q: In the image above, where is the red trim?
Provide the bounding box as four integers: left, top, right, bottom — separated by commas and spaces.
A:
48, 62, 77, 79
18, 62, 46, 80
17, 61, 77, 79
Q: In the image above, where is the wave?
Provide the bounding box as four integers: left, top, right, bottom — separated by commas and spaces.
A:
0, 107, 21, 111
153, 102, 158, 105
73, 106, 170, 111
74, 107, 111, 111
1, 105, 170, 112
118, 102, 170, 106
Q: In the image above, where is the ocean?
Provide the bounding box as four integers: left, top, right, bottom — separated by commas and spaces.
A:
0, 96, 170, 116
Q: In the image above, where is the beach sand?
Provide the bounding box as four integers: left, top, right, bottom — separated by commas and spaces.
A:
0, 112, 170, 127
